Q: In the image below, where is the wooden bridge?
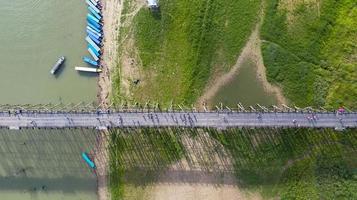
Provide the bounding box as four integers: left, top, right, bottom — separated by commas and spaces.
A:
0, 110, 356, 130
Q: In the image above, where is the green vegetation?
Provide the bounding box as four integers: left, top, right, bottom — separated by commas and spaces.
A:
116, 0, 261, 105
211, 127, 357, 199
109, 127, 357, 199
261, 0, 357, 108
109, 128, 186, 199
109, 1, 357, 200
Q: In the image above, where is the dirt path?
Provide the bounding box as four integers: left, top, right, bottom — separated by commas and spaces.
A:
96, 0, 124, 200
98, 0, 123, 108
197, 8, 287, 108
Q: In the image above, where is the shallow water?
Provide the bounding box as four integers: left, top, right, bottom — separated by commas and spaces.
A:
212, 58, 277, 107
0, 0, 97, 104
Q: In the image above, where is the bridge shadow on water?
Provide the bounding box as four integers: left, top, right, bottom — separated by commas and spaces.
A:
107, 127, 357, 188
0, 127, 354, 194
0, 129, 98, 194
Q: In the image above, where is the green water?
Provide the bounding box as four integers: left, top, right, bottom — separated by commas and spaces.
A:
0, 0, 97, 104
212, 58, 277, 107
0, 1, 98, 199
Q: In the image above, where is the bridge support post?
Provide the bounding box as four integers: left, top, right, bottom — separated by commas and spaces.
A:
237, 103, 245, 112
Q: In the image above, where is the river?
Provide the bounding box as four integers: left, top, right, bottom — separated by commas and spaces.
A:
0, 0, 97, 104
0, 1, 98, 199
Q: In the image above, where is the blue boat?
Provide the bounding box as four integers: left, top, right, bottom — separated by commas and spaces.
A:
87, 27, 102, 38
88, 32, 102, 45
87, 30, 101, 41
88, 7, 102, 20
87, 18, 102, 30
86, 36, 101, 52
85, 0, 101, 14
87, 23, 102, 33
82, 152, 96, 169
88, 44, 100, 56
88, 48, 100, 61
87, 13, 100, 24
83, 56, 99, 66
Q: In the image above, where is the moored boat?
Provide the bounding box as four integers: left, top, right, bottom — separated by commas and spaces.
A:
88, 6, 102, 20
50, 56, 65, 75
85, 0, 101, 13
81, 152, 96, 169
75, 66, 102, 73
86, 36, 101, 52
87, 30, 102, 43
87, 22, 102, 33
88, 48, 99, 61
88, 44, 100, 56
83, 56, 98, 66
87, 13, 100, 24
87, 18, 102, 29
87, 26, 102, 37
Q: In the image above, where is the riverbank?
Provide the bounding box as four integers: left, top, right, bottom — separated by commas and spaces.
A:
96, 0, 124, 200
113, 0, 262, 106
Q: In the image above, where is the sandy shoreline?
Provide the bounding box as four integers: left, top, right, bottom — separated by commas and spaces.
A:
95, 0, 123, 200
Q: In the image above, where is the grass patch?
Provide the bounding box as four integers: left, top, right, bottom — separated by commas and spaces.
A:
109, 127, 357, 199
108, 128, 186, 199
209, 128, 357, 199
123, 0, 261, 105
261, 0, 357, 108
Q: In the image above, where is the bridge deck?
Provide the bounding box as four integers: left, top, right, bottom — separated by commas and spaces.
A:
0, 111, 356, 129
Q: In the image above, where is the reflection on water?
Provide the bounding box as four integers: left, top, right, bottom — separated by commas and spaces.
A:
0, 129, 98, 200
212, 58, 277, 107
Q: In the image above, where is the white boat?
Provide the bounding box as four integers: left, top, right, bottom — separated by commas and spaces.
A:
75, 66, 102, 73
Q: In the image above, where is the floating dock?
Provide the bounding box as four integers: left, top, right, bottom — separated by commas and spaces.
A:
50, 56, 65, 75
75, 66, 102, 73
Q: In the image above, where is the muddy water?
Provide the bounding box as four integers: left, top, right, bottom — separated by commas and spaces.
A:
0, 1, 98, 199
212, 58, 277, 107
0, 0, 97, 104
0, 129, 98, 200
